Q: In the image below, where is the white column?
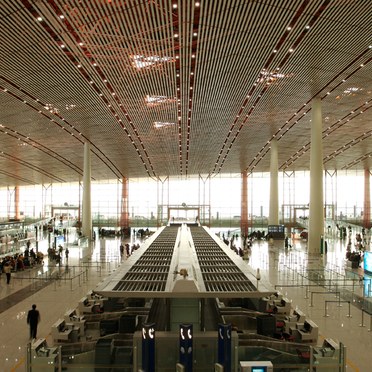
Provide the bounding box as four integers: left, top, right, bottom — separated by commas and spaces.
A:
269, 139, 279, 225
82, 142, 92, 239
308, 97, 324, 255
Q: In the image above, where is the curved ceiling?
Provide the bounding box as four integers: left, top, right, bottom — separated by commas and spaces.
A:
0, 0, 371, 186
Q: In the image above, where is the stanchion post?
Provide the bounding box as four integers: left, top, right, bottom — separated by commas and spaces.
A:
359, 308, 366, 327
305, 285, 309, 299
338, 292, 342, 307
347, 301, 351, 318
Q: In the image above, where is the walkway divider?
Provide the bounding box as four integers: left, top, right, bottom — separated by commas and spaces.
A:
310, 291, 340, 307
324, 300, 351, 318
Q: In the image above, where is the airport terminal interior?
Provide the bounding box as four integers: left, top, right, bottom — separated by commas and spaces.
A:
0, 0, 371, 371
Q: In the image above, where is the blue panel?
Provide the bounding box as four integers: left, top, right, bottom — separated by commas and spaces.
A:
364, 252, 372, 274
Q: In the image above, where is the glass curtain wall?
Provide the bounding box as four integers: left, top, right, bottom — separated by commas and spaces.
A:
0, 170, 368, 229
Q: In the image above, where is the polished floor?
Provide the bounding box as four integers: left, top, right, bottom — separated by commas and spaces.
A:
0, 226, 370, 371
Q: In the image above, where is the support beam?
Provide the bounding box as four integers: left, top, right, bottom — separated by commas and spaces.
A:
269, 139, 279, 225
120, 177, 129, 231
308, 97, 324, 256
241, 171, 249, 237
14, 186, 20, 220
363, 169, 371, 228
82, 142, 92, 239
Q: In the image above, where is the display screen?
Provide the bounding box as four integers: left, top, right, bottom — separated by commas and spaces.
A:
252, 368, 266, 372
268, 225, 284, 233
364, 252, 372, 274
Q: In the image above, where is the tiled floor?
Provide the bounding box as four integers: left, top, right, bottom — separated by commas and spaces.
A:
0, 227, 370, 371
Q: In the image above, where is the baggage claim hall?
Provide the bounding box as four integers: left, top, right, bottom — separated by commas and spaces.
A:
0, 1, 371, 371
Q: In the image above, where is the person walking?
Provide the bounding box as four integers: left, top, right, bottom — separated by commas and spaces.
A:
27, 304, 40, 339
3, 263, 11, 284
120, 243, 124, 259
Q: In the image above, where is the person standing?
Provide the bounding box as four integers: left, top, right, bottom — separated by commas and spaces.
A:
27, 304, 40, 339
3, 263, 11, 284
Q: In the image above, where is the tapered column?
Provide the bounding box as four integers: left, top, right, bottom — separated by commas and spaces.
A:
241, 171, 249, 236
269, 139, 279, 225
82, 142, 92, 239
308, 97, 324, 255
363, 169, 371, 228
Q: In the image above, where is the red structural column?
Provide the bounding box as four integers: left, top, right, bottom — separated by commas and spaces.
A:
241, 171, 249, 237
120, 177, 130, 230
363, 169, 371, 228
15, 186, 20, 220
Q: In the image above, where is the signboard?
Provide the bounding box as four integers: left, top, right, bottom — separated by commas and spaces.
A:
179, 324, 193, 372
218, 323, 232, 372
142, 323, 155, 372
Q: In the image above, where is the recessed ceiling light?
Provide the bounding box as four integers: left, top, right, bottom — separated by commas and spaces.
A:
37, 17, 42, 22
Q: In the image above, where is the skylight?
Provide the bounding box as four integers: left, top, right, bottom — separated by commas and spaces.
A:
256, 69, 289, 85
132, 55, 172, 69
154, 121, 175, 129
343, 87, 359, 94
145, 95, 175, 106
